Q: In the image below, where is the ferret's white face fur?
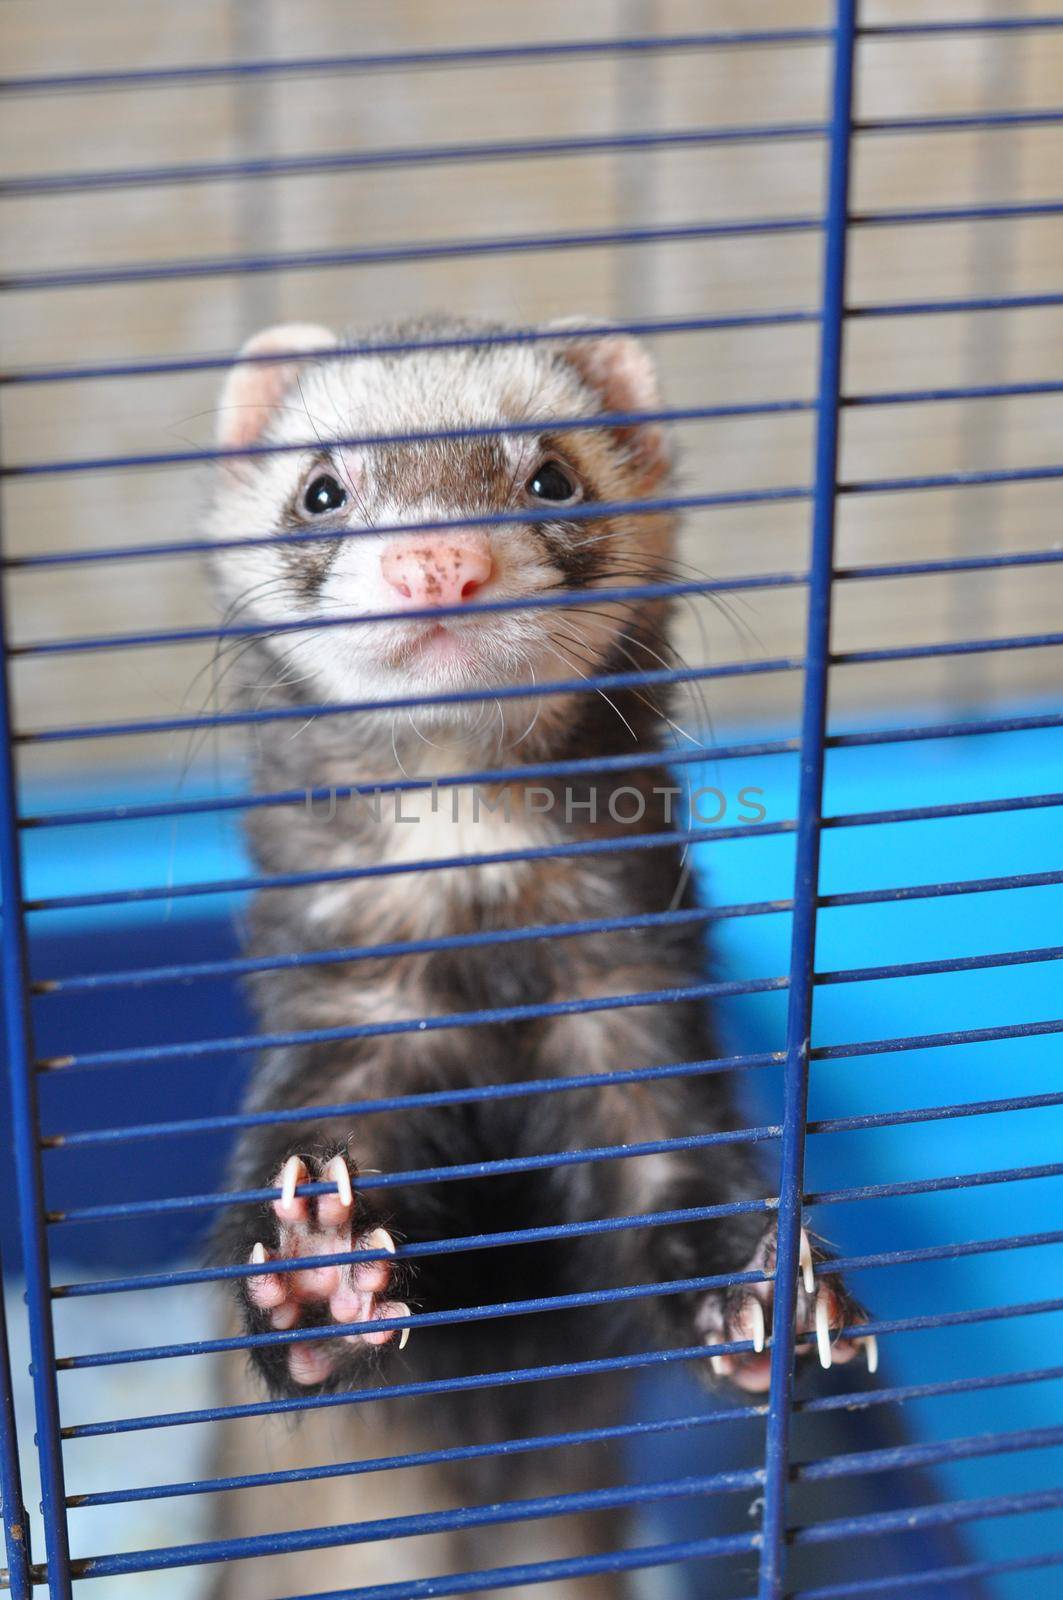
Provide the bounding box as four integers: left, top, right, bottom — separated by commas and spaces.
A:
208, 318, 673, 745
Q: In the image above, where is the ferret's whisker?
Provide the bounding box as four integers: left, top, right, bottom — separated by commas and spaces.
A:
539, 635, 639, 743
563, 548, 767, 659
508, 662, 542, 749
390, 713, 411, 778
405, 708, 444, 749
556, 610, 701, 899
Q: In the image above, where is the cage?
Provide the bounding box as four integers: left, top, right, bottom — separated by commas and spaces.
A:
1, 2, 1062, 1598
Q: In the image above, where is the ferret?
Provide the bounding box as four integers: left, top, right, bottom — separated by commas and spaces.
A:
202, 317, 871, 1600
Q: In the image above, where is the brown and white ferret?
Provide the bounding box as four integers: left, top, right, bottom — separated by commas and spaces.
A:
202, 318, 871, 1600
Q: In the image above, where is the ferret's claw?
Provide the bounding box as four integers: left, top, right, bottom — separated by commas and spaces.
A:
799, 1229, 816, 1297
701, 1221, 868, 1393
246, 1241, 285, 1311
328, 1155, 353, 1209
396, 1306, 411, 1351
815, 1294, 832, 1369
749, 1295, 766, 1354
278, 1155, 308, 1219
317, 1155, 354, 1228
366, 1227, 396, 1255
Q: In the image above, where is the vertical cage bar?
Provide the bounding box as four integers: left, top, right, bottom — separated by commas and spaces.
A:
757, 3, 856, 1597
0, 1258, 31, 1600
0, 443, 73, 1594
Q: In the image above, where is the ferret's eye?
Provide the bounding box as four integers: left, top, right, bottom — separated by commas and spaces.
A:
303, 473, 348, 515
526, 461, 580, 503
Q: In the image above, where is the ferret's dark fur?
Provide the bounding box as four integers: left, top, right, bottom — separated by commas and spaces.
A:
202, 318, 865, 1599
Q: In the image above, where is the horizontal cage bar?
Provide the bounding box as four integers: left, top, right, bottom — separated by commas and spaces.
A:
791, 1484, 1063, 1548
0, 310, 820, 392
15, 521, 1063, 655
49, 1150, 1063, 1232
27, 819, 792, 916
11, 284, 1063, 396
793, 1549, 1063, 1600
6, 495, 811, 571
38, 939, 1063, 1075
0, 123, 830, 198
217, 1542, 757, 1600
35, 827, 1061, 991
0, 27, 833, 96
68, 1398, 1063, 1516
15, 656, 802, 747
23, 706, 1063, 836
69, 1409, 764, 1510
12, 570, 808, 659
51, 1220, 1063, 1307
8, 372, 1063, 481
860, 17, 1063, 39
53, 1213, 778, 1302
796, 1421, 1063, 1486
22, 631, 1063, 755
59, 1298, 1063, 1441
60, 1341, 758, 1438
0, 214, 824, 294
40, 976, 783, 1068
59, 1356, 1062, 1455
797, 1364, 1063, 1420
1, 398, 816, 478
55, 1473, 1063, 1585
48, 1470, 766, 1581
8, 190, 1063, 300
8, 107, 1063, 200
42, 1056, 1063, 1155
44, 1049, 781, 1148
56, 1268, 794, 1370
851, 288, 1063, 319
47, 1144, 779, 1227
47, 1266, 1063, 1410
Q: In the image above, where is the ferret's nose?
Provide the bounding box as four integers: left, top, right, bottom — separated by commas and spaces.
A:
380, 536, 494, 609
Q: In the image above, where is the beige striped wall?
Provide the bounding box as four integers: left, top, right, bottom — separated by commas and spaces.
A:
2, 0, 1061, 781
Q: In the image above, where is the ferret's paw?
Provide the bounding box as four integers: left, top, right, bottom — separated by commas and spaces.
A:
697, 1225, 876, 1394
246, 1153, 410, 1388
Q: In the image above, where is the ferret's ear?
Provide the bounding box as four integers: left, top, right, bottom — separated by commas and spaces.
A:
553, 325, 669, 488
216, 323, 337, 451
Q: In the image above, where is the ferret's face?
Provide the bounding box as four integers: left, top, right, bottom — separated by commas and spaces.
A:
208, 320, 673, 735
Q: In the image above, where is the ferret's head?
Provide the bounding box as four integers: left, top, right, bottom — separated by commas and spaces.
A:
207, 317, 675, 743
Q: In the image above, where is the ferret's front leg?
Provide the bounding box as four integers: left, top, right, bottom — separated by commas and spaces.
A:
244, 1144, 411, 1393
630, 1126, 876, 1393
542, 987, 875, 1392
218, 1124, 412, 1397
689, 1214, 876, 1393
